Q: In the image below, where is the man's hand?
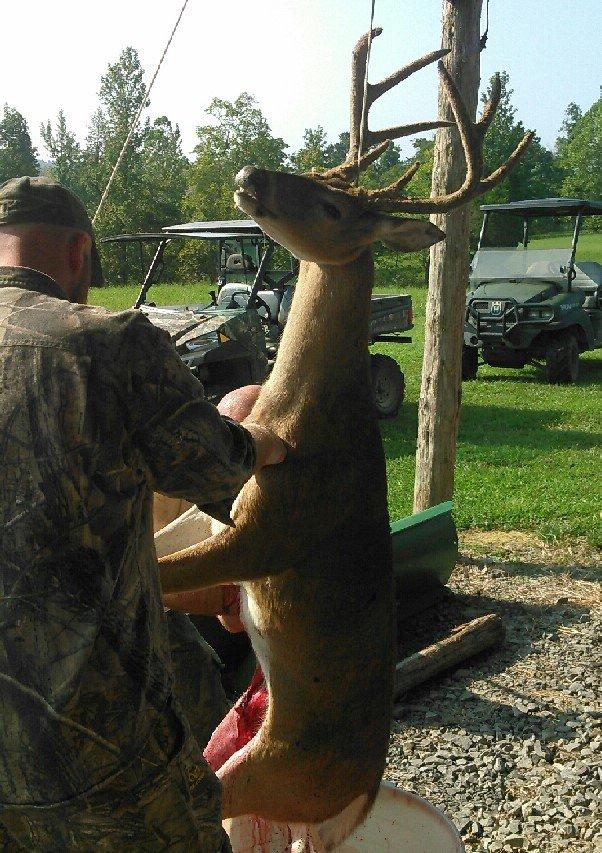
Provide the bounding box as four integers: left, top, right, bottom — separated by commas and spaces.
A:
244, 422, 286, 472
217, 385, 286, 473
163, 584, 245, 633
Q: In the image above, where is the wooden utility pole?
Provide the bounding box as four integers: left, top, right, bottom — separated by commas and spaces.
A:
413, 0, 483, 511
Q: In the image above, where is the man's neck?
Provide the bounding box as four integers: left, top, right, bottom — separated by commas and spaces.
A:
0, 265, 69, 301
0, 255, 79, 302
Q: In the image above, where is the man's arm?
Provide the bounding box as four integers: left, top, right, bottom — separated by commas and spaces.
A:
121, 313, 283, 523
159, 386, 264, 628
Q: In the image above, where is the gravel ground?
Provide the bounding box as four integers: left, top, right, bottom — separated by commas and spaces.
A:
385, 533, 601, 852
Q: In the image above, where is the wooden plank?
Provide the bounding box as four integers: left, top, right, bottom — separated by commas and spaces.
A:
394, 613, 505, 700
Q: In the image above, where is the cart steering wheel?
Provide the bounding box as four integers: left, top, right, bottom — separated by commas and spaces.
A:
249, 294, 274, 324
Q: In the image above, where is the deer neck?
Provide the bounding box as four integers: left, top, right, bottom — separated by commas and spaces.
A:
253, 248, 375, 433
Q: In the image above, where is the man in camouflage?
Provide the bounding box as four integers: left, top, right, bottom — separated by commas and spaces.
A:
0, 177, 285, 851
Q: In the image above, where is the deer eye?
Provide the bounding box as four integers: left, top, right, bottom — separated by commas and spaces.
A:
323, 203, 342, 220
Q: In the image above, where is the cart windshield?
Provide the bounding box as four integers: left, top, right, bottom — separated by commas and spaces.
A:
470, 247, 572, 283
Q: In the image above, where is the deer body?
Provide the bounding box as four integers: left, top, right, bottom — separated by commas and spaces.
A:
161, 251, 396, 835
159, 27, 531, 847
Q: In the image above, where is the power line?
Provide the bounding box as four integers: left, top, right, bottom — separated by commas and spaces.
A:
92, 0, 190, 226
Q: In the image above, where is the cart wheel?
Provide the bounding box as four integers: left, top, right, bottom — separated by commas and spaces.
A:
370, 354, 405, 418
461, 345, 478, 380
545, 332, 580, 384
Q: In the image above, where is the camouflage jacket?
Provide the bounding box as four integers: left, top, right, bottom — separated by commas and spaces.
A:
0, 267, 255, 807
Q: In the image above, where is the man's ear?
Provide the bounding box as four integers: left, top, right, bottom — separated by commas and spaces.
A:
373, 214, 446, 252
68, 231, 91, 277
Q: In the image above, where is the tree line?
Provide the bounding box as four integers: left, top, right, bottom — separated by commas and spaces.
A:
1, 47, 599, 285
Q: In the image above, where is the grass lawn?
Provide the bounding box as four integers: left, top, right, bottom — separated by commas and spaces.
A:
90, 280, 602, 548
531, 232, 602, 264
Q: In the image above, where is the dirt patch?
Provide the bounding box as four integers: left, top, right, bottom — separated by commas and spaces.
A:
459, 529, 601, 581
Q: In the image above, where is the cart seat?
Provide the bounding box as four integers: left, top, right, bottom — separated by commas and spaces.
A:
226, 253, 257, 272
573, 262, 602, 308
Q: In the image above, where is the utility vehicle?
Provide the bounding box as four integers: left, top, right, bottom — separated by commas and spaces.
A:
102, 219, 415, 416
462, 198, 602, 383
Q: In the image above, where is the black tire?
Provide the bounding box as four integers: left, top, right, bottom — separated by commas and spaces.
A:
545, 332, 580, 384
461, 345, 479, 380
370, 354, 405, 418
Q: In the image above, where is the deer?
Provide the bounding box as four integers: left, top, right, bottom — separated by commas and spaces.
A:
158, 28, 532, 850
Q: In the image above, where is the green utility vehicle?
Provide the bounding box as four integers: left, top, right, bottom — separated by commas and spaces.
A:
103, 219, 415, 416
462, 198, 602, 383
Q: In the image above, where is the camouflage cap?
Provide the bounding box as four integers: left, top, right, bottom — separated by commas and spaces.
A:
0, 176, 104, 285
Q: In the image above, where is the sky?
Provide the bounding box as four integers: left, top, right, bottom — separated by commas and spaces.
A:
3, 0, 601, 162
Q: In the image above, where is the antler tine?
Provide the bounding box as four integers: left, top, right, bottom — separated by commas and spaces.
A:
318, 140, 391, 186
478, 131, 534, 192
325, 30, 454, 185
319, 137, 436, 186
347, 27, 384, 163
361, 63, 533, 214
367, 118, 454, 148
349, 36, 453, 161
477, 73, 502, 138
363, 161, 422, 201
370, 48, 450, 103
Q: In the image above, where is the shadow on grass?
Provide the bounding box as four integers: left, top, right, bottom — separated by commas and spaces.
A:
394, 586, 595, 738
476, 354, 602, 388
381, 400, 600, 458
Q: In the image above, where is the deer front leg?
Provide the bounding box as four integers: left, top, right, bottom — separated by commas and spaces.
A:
159, 457, 360, 593
159, 512, 283, 592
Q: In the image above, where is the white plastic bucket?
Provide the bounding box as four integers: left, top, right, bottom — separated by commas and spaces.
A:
224, 781, 465, 852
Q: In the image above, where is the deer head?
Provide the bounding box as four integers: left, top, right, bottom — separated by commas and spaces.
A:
235, 28, 533, 265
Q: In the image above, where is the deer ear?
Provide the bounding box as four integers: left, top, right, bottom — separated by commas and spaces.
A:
373, 214, 445, 252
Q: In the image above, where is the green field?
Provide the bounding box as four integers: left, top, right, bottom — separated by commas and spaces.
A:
90, 279, 601, 548
532, 232, 602, 264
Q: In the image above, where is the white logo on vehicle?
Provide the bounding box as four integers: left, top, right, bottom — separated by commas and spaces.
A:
491, 301, 503, 316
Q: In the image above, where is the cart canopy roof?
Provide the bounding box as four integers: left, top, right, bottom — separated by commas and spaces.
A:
479, 198, 602, 217
165, 219, 264, 237
101, 220, 266, 244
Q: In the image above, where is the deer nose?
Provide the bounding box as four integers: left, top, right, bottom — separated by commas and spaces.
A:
235, 165, 264, 192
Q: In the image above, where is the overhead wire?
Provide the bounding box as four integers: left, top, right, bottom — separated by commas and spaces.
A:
92, 0, 190, 226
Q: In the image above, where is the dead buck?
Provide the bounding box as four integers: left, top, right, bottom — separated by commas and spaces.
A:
158, 28, 531, 849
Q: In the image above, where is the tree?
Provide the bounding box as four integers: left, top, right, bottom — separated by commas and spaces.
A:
0, 105, 39, 183
139, 117, 188, 230
291, 126, 330, 172
41, 111, 86, 199
325, 132, 350, 168
414, 0, 483, 512
557, 91, 602, 202
555, 102, 582, 156
478, 72, 560, 244
181, 93, 287, 278
84, 47, 147, 229
188, 93, 287, 222
78, 47, 192, 282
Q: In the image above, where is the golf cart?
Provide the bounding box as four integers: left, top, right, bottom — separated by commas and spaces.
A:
102, 219, 415, 416
462, 198, 602, 383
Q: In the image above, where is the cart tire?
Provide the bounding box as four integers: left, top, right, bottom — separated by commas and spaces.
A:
545, 332, 580, 384
461, 345, 479, 380
370, 354, 405, 418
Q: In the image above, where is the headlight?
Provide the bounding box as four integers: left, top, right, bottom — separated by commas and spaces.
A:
524, 307, 554, 321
